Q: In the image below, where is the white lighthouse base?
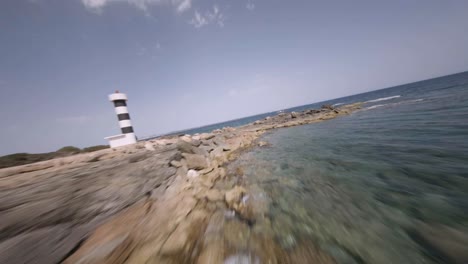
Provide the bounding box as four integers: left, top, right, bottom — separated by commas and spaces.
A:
104, 133, 137, 148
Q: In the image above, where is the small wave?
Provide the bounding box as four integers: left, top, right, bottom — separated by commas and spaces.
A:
366, 104, 387, 110
365, 95, 401, 103
333, 102, 344, 106
366, 98, 424, 110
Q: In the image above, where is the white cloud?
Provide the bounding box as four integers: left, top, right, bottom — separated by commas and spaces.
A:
189, 5, 226, 28
246, 1, 255, 11
175, 0, 191, 13
190, 10, 208, 28
81, 0, 192, 14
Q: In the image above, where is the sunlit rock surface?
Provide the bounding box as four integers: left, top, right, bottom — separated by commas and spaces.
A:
0, 104, 372, 263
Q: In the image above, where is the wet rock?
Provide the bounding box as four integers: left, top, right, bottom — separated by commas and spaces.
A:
237, 186, 270, 223
225, 186, 247, 209
272, 215, 296, 249
252, 218, 274, 236
182, 153, 209, 170
223, 219, 251, 250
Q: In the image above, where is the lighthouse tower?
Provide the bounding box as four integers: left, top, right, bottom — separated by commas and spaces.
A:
104, 91, 137, 148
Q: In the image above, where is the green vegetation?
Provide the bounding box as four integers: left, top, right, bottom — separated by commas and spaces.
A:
82, 145, 109, 153
0, 145, 109, 169
56, 146, 81, 154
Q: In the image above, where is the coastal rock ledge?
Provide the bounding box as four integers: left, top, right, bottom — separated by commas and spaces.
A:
0, 103, 364, 264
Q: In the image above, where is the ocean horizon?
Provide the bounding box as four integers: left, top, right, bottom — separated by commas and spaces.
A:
145, 70, 468, 140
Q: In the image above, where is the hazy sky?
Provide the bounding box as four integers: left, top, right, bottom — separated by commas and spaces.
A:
1, 0, 468, 155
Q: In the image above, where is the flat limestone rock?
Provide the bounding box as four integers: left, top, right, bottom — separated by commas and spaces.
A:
0, 102, 363, 264
0, 224, 88, 264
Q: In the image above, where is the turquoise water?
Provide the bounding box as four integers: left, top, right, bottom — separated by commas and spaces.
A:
228, 72, 468, 263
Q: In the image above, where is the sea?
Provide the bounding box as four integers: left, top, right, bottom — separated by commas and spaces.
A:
187, 71, 468, 263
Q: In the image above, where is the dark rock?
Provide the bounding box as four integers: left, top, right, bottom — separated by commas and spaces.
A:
305, 109, 320, 115
321, 104, 334, 110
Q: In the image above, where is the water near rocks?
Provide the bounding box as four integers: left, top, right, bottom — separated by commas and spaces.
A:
223, 71, 468, 263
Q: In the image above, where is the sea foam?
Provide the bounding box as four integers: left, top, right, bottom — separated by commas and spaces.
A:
365, 95, 401, 103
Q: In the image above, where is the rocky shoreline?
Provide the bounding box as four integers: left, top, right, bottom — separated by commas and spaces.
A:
0, 103, 362, 264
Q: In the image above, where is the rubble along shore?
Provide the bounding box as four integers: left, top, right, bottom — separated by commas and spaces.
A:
0, 103, 362, 264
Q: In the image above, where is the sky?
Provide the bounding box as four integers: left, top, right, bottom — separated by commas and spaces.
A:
1, 0, 468, 155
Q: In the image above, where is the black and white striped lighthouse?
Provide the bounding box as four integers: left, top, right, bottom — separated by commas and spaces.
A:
104, 91, 137, 148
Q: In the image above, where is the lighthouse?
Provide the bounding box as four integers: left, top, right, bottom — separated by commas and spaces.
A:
104, 91, 137, 148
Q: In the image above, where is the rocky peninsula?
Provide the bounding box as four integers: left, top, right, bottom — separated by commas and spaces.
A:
0, 103, 363, 263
